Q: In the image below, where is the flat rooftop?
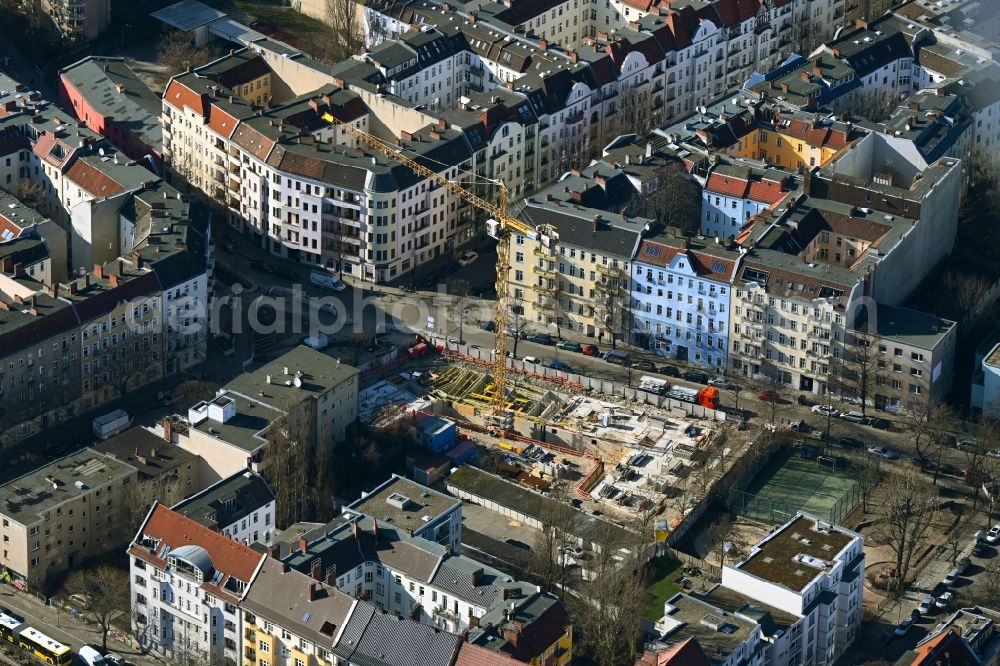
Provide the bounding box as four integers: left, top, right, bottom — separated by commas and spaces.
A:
92, 427, 198, 481
0, 449, 135, 523
986, 343, 1000, 370
190, 391, 282, 453
224, 346, 358, 405
348, 475, 460, 530
151, 0, 225, 30
734, 514, 857, 592
870, 305, 955, 351
657, 592, 759, 662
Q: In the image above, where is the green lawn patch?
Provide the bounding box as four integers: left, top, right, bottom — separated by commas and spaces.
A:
643, 555, 684, 622
231, 0, 333, 36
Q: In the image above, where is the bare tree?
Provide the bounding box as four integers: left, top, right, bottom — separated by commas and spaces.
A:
724, 379, 746, 416
982, 561, 1000, 609
61, 565, 129, 651
625, 161, 701, 235
594, 266, 629, 351
529, 485, 578, 595
262, 397, 317, 526
875, 470, 938, 597
839, 88, 900, 123
944, 271, 993, 321
906, 398, 957, 486
549, 130, 594, 182
157, 31, 218, 81
308, 0, 365, 63
571, 522, 650, 666
791, 17, 826, 55
12, 180, 46, 210
607, 84, 660, 144
946, 508, 973, 567
175, 379, 218, 407
346, 331, 368, 366
839, 331, 882, 418
844, 450, 881, 514
508, 289, 529, 359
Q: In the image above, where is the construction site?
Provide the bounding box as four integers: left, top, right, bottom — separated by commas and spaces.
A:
358, 345, 756, 543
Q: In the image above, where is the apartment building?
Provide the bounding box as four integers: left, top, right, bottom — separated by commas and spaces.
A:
158, 346, 358, 484
0, 274, 81, 443
56, 260, 164, 410
93, 427, 200, 532
172, 470, 276, 547
347, 474, 462, 551
0, 188, 68, 285
699, 162, 793, 240
129, 503, 265, 665
42, 0, 110, 42
652, 591, 768, 666
276, 512, 573, 663
859, 305, 957, 413
0, 448, 137, 592
631, 234, 740, 369
58, 56, 163, 170
722, 513, 865, 666
510, 199, 645, 343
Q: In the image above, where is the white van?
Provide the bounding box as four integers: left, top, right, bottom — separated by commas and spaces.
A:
78, 645, 108, 666
309, 271, 346, 292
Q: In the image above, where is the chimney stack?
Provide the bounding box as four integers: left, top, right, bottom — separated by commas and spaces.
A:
93, 263, 104, 279
11, 262, 21, 276
570, 51, 578, 63
372, 520, 380, 542
299, 537, 308, 554
306, 582, 316, 602
311, 558, 323, 581
268, 544, 280, 559
437, 117, 446, 130
539, 39, 548, 50
163, 419, 173, 443
325, 565, 338, 588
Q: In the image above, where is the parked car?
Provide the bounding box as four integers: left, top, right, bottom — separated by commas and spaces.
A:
603, 350, 629, 365
987, 449, 1000, 459
956, 557, 972, 575
894, 617, 914, 638
633, 360, 657, 372
446, 337, 464, 346
840, 410, 866, 423
758, 389, 779, 403
811, 405, 840, 417
556, 340, 581, 352
457, 250, 479, 266
958, 439, 979, 451
682, 371, 709, 384
935, 591, 954, 608
797, 394, 811, 406
972, 541, 989, 557
867, 446, 899, 460
659, 365, 680, 378
250, 260, 299, 281
708, 376, 732, 388
838, 436, 863, 450
526, 332, 555, 345
477, 320, 496, 332
549, 359, 574, 373
867, 417, 892, 430
917, 595, 935, 615
561, 544, 585, 558
986, 525, 1000, 544
505, 538, 532, 551
789, 420, 811, 433
581, 344, 600, 357
942, 568, 960, 586
523, 356, 541, 365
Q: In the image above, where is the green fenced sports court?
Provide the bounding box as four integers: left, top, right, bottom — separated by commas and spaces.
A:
728, 448, 861, 525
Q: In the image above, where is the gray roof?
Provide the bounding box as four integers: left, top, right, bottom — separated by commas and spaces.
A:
348, 475, 460, 532
190, 391, 282, 453
336, 604, 462, 666
241, 558, 354, 648
224, 346, 358, 408
151, 0, 226, 30
658, 592, 762, 664
429, 560, 502, 607
515, 202, 646, 258
169, 544, 215, 577
92, 427, 199, 481
59, 57, 162, 151
867, 305, 955, 351
171, 469, 274, 532
0, 448, 136, 524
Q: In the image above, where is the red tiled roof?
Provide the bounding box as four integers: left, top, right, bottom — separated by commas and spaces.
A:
689, 250, 737, 280
636, 239, 685, 267
778, 118, 850, 150
747, 178, 788, 205
636, 637, 711, 666
164, 79, 206, 116
907, 628, 979, 666
454, 643, 521, 666
130, 504, 264, 599
207, 104, 239, 139
0, 216, 25, 238
64, 159, 124, 197
705, 172, 749, 198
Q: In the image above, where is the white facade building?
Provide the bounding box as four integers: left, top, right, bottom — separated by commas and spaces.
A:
722, 513, 865, 666
172, 469, 276, 547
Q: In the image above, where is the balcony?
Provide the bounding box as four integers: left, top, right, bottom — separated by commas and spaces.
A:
244, 648, 257, 662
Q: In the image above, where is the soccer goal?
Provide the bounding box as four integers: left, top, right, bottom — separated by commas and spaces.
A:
817, 456, 844, 473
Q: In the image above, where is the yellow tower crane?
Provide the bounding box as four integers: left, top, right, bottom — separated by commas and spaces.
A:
325, 116, 557, 423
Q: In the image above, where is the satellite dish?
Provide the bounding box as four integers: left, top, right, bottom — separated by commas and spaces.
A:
293, 376, 302, 388
98, 147, 105, 156
698, 105, 707, 114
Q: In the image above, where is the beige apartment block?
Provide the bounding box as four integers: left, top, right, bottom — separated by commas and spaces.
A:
0, 448, 137, 592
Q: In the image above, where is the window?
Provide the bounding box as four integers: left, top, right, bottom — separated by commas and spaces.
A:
258, 640, 269, 653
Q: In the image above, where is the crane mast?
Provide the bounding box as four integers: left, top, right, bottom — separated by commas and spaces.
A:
325, 115, 553, 421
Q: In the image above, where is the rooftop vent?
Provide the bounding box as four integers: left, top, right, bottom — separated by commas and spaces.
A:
386, 493, 411, 510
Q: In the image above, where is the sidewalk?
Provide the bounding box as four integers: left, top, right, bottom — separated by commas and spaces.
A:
0, 586, 160, 665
